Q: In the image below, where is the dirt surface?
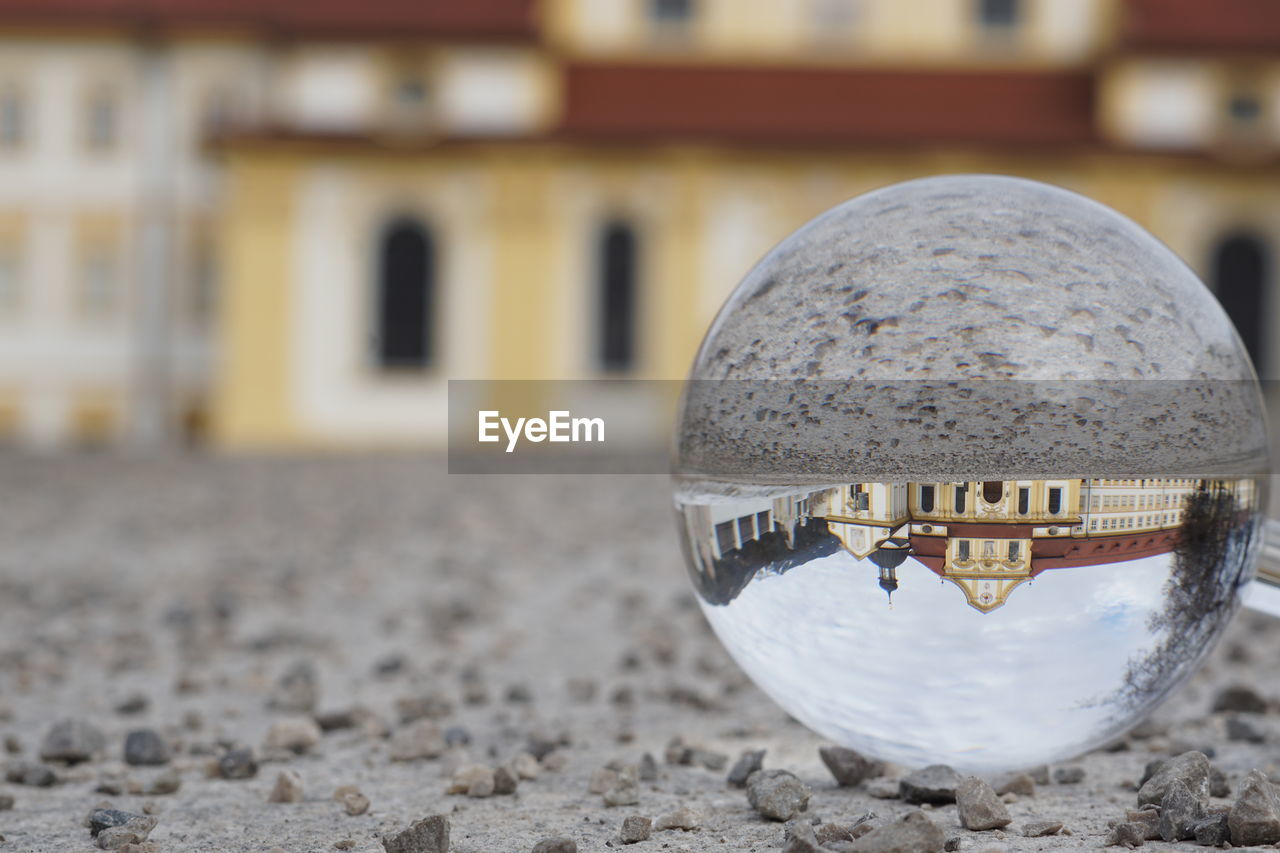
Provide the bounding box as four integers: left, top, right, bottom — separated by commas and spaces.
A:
0, 454, 1278, 852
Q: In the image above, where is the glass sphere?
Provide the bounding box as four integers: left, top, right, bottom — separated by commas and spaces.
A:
674, 175, 1269, 773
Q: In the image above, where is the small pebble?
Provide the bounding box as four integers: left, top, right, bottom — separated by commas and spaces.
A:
1052, 766, 1085, 785
40, 718, 106, 764
746, 769, 811, 821
493, 765, 518, 795
1211, 684, 1267, 714
511, 752, 540, 780
268, 769, 304, 803
264, 717, 322, 755
1020, 820, 1063, 837
270, 660, 319, 713
530, 839, 575, 853
447, 764, 495, 798
603, 766, 640, 806
388, 720, 445, 762
124, 730, 170, 767
218, 747, 258, 780
956, 776, 1011, 830
382, 814, 449, 853
1226, 714, 1266, 743
334, 785, 371, 816
900, 765, 961, 805
148, 768, 182, 795
113, 694, 149, 715
589, 767, 618, 794
637, 752, 658, 781
818, 745, 882, 787
653, 805, 701, 831
620, 815, 652, 843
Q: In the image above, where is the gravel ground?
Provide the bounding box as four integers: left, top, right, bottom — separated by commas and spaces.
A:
1, 454, 1279, 852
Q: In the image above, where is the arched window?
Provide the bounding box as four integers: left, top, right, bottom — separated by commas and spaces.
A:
376, 217, 435, 369
1212, 232, 1269, 375
597, 220, 638, 372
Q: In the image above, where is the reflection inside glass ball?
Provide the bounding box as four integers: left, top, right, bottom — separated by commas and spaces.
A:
677, 476, 1264, 772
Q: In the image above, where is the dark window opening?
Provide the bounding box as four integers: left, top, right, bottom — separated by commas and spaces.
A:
954, 484, 967, 513
1017, 487, 1030, 515
919, 485, 935, 513
1008, 541, 1020, 560
738, 516, 754, 543
1213, 232, 1269, 376
1228, 93, 1261, 124
376, 217, 435, 369
652, 0, 694, 22
598, 221, 637, 372
1048, 487, 1063, 515
715, 521, 735, 554
756, 511, 771, 535
983, 481, 1003, 504
958, 540, 970, 561
978, 0, 1019, 28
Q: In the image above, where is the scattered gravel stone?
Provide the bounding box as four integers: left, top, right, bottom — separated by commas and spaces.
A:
603, 766, 640, 807
382, 814, 449, 853
1020, 820, 1062, 837
956, 776, 1011, 830
1157, 778, 1203, 841
511, 752, 540, 780
389, 720, 445, 762
270, 660, 319, 713
88, 808, 137, 836
396, 695, 453, 724
88, 809, 158, 851
782, 822, 822, 853
1226, 714, 1266, 743
334, 785, 370, 816
620, 815, 651, 844
848, 810, 944, 853
113, 693, 149, 715
148, 768, 182, 795
264, 717, 322, 755
1228, 768, 1280, 847
0, 793, 12, 810
900, 765, 961, 805
1052, 766, 1085, 784
1191, 812, 1230, 846
123, 730, 170, 767
442, 726, 471, 747
1212, 685, 1267, 714
819, 745, 882, 787
1136, 751, 1210, 807
637, 752, 658, 781
866, 777, 901, 799
1209, 766, 1231, 798
6, 760, 57, 786
530, 840, 574, 853
653, 805, 701, 831
448, 764, 496, 798
268, 769, 304, 803
1027, 766, 1050, 785
746, 769, 811, 821
588, 767, 618, 794
943, 836, 962, 852
492, 765, 518, 795
39, 719, 106, 764
990, 773, 1035, 797
1105, 822, 1146, 848
727, 749, 765, 787
1122, 809, 1161, 841
217, 747, 258, 779
524, 733, 560, 761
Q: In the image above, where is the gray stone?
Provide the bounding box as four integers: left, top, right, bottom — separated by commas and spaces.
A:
1122, 810, 1161, 841
97, 814, 157, 851
123, 729, 170, 766
588, 767, 618, 794
1138, 759, 1164, 789
849, 811, 944, 853
1191, 812, 1230, 847
727, 749, 765, 787
87, 809, 139, 837
1106, 822, 1146, 848
746, 769, 811, 821
1212, 685, 1267, 714
442, 726, 471, 747
217, 747, 258, 779
263, 717, 322, 755
820, 745, 882, 787
603, 766, 640, 807
447, 764, 495, 798
0, 793, 12, 810
637, 752, 658, 781
267, 768, 304, 803
1020, 820, 1062, 837
1052, 766, 1085, 784
620, 815, 651, 844
5, 761, 56, 786
688, 746, 728, 771
335, 785, 371, 816
1158, 779, 1204, 841
990, 773, 1035, 797
1209, 766, 1231, 799
653, 806, 701, 831
39, 719, 106, 764
492, 764, 518, 795
270, 660, 319, 712
783, 822, 822, 853
1228, 769, 1280, 847
866, 777, 901, 799
148, 768, 182, 795
900, 765, 961, 805
956, 776, 1011, 831
388, 720, 445, 762
382, 814, 449, 853
530, 839, 575, 853
1225, 714, 1266, 743
1137, 751, 1210, 807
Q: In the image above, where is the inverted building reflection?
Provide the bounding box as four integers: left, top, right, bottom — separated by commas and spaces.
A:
682, 478, 1258, 612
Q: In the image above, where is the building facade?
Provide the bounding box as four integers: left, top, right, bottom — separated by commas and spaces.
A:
0, 0, 1277, 446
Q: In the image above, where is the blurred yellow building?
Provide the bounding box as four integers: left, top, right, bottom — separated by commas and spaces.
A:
0, 0, 1277, 447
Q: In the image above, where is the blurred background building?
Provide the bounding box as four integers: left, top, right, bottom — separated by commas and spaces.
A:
0, 0, 1276, 448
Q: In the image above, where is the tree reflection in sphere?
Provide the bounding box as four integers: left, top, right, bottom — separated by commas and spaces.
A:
673, 176, 1269, 773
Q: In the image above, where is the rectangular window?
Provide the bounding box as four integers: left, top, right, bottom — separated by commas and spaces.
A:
0, 83, 23, 149
1008, 541, 1020, 561
954, 484, 967, 513
85, 89, 118, 152
652, 0, 694, 22
756, 511, 771, 537
1017, 487, 1030, 515
1047, 487, 1063, 515
738, 516, 754, 543
957, 540, 970, 561
715, 521, 735, 555
919, 485, 935, 513
978, 0, 1019, 29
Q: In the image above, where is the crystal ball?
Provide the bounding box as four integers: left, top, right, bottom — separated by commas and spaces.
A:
674, 175, 1269, 772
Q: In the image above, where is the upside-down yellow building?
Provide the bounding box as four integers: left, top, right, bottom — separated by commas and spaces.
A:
0, 0, 1276, 447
